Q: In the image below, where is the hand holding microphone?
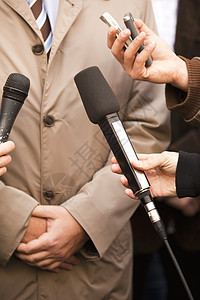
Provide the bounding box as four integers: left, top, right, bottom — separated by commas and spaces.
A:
0, 73, 30, 143
0, 73, 30, 174
74, 66, 195, 300
111, 151, 179, 199
0, 141, 15, 176
74, 66, 167, 241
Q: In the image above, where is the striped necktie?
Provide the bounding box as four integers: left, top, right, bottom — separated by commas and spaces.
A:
28, 0, 53, 55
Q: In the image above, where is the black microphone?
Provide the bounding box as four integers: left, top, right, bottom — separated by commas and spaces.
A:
123, 12, 153, 68
74, 66, 167, 241
75, 67, 195, 300
0, 73, 30, 143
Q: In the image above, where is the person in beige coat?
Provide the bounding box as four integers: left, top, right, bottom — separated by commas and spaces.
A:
0, 1, 170, 299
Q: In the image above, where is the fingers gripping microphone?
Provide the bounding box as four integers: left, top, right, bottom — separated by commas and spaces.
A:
0, 73, 30, 143
75, 68, 195, 300
74, 66, 167, 241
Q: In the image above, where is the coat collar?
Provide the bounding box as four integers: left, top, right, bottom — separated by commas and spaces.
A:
3, 0, 83, 63
51, 0, 83, 58
2, 0, 43, 40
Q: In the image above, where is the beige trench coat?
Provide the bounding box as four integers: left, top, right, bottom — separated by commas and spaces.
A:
0, 0, 170, 299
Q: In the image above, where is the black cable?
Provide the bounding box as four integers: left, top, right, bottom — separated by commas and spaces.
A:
74, 66, 194, 299
163, 239, 194, 300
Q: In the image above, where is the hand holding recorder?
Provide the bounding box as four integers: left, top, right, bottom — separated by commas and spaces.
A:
100, 12, 152, 67
106, 16, 188, 92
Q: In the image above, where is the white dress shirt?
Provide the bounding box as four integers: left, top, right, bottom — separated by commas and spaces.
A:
43, 0, 60, 32
151, 0, 179, 50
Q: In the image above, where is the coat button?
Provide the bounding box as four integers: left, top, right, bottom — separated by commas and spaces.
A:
43, 115, 55, 127
43, 190, 55, 201
32, 44, 44, 55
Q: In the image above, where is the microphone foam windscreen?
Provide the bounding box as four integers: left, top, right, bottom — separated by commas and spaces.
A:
74, 66, 120, 124
3, 73, 30, 103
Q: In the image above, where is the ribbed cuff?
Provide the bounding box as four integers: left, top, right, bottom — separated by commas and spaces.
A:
166, 57, 200, 121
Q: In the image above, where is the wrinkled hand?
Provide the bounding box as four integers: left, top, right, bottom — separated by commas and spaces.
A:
15, 206, 88, 272
0, 141, 15, 176
111, 151, 179, 198
107, 19, 188, 91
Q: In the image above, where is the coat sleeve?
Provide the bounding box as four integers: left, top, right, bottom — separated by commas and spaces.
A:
62, 1, 170, 259
166, 57, 200, 126
0, 182, 38, 266
62, 80, 170, 259
176, 151, 200, 198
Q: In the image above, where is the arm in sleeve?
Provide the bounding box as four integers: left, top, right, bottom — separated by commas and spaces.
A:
62, 80, 170, 259
176, 151, 200, 198
62, 1, 170, 259
0, 182, 38, 266
62, 165, 140, 260
166, 57, 200, 125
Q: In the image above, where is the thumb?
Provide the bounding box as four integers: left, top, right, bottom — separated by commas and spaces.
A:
134, 19, 154, 36
0, 140, 15, 156
32, 205, 56, 219
132, 154, 164, 171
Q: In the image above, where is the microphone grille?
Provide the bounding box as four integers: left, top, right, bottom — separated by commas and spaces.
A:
74, 66, 120, 124
3, 73, 30, 103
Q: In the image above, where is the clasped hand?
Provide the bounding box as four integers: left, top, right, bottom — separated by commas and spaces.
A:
15, 205, 88, 272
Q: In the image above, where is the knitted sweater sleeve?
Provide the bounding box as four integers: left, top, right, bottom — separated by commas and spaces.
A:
166, 57, 200, 126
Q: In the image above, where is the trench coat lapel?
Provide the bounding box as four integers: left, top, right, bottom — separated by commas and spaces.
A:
51, 0, 83, 59
2, 0, 43, 41
3, 0, 83, 64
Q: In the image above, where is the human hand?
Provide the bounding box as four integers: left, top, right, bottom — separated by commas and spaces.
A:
111, 151, 179, 198
165, 196, 200, 217
15, 206, 88, 272
21, 215, 47, 243
107, 19, 188, 91
0, 140, 15, 176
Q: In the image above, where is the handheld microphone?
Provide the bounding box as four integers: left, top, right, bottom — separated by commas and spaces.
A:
0, 73, 30, 143
74, 66, 167, 241
123, 12, 153, 68
74, 66, 195, 300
